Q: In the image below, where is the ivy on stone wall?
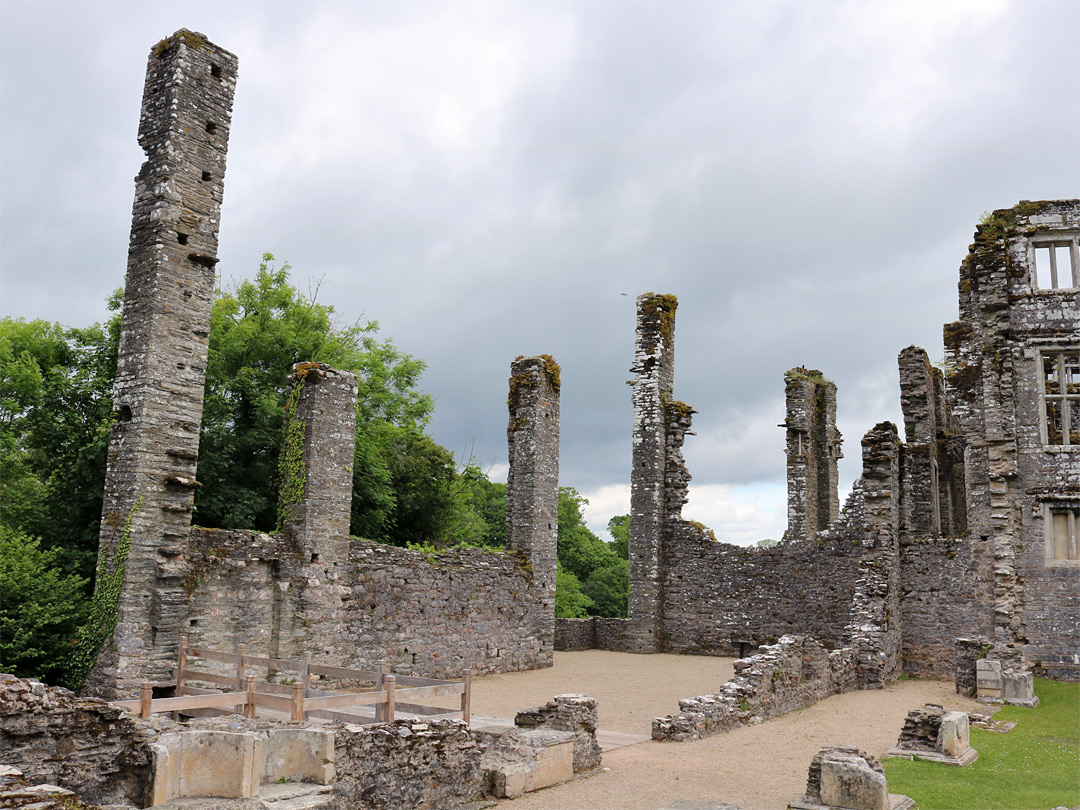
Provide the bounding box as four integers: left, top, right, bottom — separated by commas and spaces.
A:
275, 371, 309, 531
67, 496, 142, 689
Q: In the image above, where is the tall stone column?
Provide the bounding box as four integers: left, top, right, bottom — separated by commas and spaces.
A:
782, 368, 842, 542
506, 355, 560, 664
626, 293, 677, 653
277, 363, 359, 563
84, 30, 237, 697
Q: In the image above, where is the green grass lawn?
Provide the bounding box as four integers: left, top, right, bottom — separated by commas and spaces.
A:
883, 679, 1080, 810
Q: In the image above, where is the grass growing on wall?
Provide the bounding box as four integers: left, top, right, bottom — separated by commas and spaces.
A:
883, 679, 1079, 810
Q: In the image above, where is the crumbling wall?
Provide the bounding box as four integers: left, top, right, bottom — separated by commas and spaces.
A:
652, 635, 859, 742
87, 29, 238, 698
783, 368, 842, 542
0, 674, 156, 807
332, 720, 487, 810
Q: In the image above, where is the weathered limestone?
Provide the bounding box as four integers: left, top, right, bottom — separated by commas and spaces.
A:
626, 293, 678, 653
87, 29, 238, 698
0, 674, 157, 807
976, 657, 1040, 707
482, 728, 575, 798
783, 368, 842, 542
882, 704, 978, 766
788, 745, 914, 810
505, 355, 561, 664
513, 693, 602, 774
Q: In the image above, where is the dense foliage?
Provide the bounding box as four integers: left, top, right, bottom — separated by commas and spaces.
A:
553, 490, 629, 619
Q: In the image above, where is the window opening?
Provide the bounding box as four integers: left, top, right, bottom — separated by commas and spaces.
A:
201, 171, 212, 182
210, 63, 222, 79
1041, 348, 1080, 445
1032, 237, 1079, 290
1048, 507, 1079, 561
205, 122, 217, 135
177, 232, 188, 245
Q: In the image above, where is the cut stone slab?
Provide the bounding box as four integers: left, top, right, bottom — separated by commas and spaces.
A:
483, 727, 576, 798
883, 707, 978, 767
788, 745, 914, 810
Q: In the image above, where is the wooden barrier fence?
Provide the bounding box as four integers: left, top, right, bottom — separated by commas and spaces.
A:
112, 638, 472, 726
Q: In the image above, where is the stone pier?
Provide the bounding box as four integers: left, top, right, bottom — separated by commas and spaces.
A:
782, 368, 842, 542
506, 355, 561, 663
85, 30, 238, 697
626, 293, 678, 653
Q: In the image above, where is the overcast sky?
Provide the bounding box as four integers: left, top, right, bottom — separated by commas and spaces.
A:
2, 0, 1077, 544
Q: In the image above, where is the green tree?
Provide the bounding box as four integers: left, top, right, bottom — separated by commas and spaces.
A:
557, 488, 620, 582
555, 562, 593, 618
584, 558, 629, 618
607, 514, 630, 559
193, 254, 438, 542
443, 463, 507, 548
0, 526, 89, 684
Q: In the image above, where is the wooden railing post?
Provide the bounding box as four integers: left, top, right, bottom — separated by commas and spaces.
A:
375, 660, 388, 721
461, 670, 473, 725
140, 683, 153, 719
235, 643, 246, 692
290, 682, 305, 722
384, 675, 396, 723
245, 678, 256, 719
301, 654, 311, 695
176, 636, 188, 695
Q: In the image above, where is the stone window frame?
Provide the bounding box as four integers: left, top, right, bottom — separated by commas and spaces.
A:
1043, 502, 1080, 567
1037, 345, 1080, 447
1028, 233, 1080, 291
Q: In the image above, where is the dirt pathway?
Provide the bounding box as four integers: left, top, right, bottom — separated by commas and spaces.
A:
461, 650, 980, 810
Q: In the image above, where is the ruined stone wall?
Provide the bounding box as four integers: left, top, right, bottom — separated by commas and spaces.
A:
88, 30, 237, 698
183, 528, 547, 678
332, 720, 487, 810
783, 368, 842, 542
899, 536, 994, 678
944, 200, 1080, 680
652, 635, 859, 742
554, 617, 628, 651
0, 674, 157, 807
505, 356, 560, 665
626, 293, 678, 653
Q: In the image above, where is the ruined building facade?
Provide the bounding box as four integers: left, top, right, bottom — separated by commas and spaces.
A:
567, 201, 1079, 683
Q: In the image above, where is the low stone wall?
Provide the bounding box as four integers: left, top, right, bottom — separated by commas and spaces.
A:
652, 635, 859, 742
955, 637, 992, 697
332, 719, 487, 809
554, 617, 627, 651
0, 674, 156, 807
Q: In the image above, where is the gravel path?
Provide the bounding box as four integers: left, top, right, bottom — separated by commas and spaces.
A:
464, 650, 981, 810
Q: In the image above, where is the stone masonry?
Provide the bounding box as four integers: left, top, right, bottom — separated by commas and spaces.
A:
87, 30, 238, 698
626, 293, 678, 653
505, 356, 561, 664
783, 368, 842, 542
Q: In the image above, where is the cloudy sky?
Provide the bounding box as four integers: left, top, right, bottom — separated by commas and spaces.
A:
2, 0, 1077, 544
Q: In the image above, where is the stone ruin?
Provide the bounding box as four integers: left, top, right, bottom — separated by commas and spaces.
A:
81, 32, 564, 699
563, 200, 1080, 704
788, 745, 914, 810
881, 703, 978, 767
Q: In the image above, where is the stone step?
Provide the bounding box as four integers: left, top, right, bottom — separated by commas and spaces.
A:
258, 782, 333, 810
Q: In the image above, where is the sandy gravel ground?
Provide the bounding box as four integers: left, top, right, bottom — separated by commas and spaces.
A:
463, 650, 981, 810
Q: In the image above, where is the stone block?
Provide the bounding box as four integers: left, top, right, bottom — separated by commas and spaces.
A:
483, 727, 575, 797
179, 730, 257, 798
491, 762, 528, 799
1001, 670, 1039, 706
976, 659, 1002, 698
819, 753, 889, 810
259, 728, 335, 785
524, 734, 574, 793
939, 711, 970, 757
150, 737, 180, 805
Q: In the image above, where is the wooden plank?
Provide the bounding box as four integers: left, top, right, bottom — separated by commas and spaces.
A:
178, 685, 220, 696
394, 683, 464, 701
243, 654, 303, 672
186, 647, 235, 664
181, 669, 236, 687
114, 692, 248, 715
308, 663, 379, 681
394, 701, 465, 717
303, 690, 388, 711
307, 707, 377, 724
251, 692, 293, 712
392, 675, 450, 687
